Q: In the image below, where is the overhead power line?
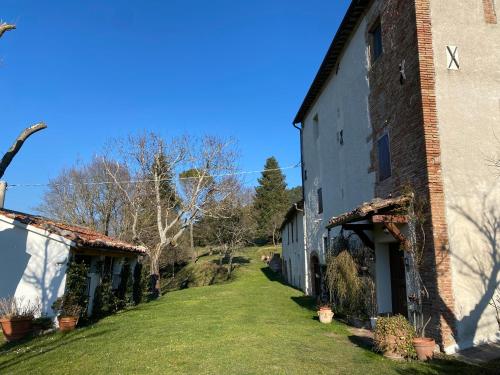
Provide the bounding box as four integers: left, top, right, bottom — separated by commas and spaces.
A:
7, 162, 301, 189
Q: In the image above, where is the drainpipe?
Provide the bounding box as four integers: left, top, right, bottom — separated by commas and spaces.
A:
0, 181, 6, 209
293, 122, 305, 201
293, 122, 308, 293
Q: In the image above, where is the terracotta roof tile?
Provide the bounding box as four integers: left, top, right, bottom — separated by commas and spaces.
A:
0, 209, 146, 255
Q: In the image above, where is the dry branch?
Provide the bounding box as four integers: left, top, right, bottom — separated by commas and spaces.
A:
0, 123, 47, 179
0, 23, 15, 39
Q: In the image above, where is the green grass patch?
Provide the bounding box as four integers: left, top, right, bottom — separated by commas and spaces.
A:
0, 247, 495, 374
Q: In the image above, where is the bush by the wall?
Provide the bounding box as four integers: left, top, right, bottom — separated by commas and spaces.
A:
132, 262, 146, 305
324, 250, 363, 315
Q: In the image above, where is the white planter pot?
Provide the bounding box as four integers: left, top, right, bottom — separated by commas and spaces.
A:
318, 309, 334, 324
370, 317, 378, 330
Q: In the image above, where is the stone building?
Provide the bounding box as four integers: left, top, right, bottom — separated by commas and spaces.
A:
291, 0, 499, 353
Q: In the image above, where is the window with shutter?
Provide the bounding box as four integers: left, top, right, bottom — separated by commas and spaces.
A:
378, 134, 392, 181
317, 188, 323, 214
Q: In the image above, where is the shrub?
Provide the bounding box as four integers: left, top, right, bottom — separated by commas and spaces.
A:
92, 280, 118, 319
324, 251, 363, 315
133, 262, 146, 305
32, 315, 54, 332
116, 260, 134, 309
52, 260, 89, 318
374, 315, 416, 359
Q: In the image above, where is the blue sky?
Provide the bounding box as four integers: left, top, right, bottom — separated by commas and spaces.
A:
1, 0, 350, 212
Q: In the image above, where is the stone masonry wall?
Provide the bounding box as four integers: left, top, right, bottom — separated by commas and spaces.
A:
366, 0, 456, 349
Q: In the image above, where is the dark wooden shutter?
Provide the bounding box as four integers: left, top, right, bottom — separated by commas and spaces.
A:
378, 134, 391, 181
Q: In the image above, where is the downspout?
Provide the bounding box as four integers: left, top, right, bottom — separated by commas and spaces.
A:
293, 122, 305, 201
0, 181, 6, 209
293, 122, 309, 293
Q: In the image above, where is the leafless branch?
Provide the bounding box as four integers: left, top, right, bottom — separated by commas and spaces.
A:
0, 23, 15, 39
0, 123, 47, 179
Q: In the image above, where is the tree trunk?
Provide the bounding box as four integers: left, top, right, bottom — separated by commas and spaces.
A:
0, 23, 15, 39
226, 252, 234, 280
149, 257, 161, 299
0, 123, 47, 179
190, 223, 198, 263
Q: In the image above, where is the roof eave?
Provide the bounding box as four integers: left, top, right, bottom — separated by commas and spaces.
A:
293, 0, 372, 125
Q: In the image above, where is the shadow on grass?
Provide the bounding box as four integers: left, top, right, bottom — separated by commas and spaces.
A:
260, 267, 305, 295
348, 334, 373, 351
393, 357, 498, 375
211, 256, 250, 266
0, 329, 111, 372
260, 266, 283, 282
346, 335, 498, 375
290, 296, 317, 312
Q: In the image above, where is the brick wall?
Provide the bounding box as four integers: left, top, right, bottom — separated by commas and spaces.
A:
367, 0, 456, 349
483, 0, 498, 24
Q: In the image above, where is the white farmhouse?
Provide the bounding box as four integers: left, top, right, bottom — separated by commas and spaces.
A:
280, 201, 307, 292
0, 208, 145, 317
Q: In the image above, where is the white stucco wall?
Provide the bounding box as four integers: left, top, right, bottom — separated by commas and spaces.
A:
429, 0, 500, 352
300, 12, 376, 295
281, 211, 306, 292
0, 216, 71, 316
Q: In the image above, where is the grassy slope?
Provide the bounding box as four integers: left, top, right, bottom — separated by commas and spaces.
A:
0, 247, 495, 374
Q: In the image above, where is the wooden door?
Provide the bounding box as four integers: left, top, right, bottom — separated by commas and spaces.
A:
311, 255, 321, 296
389, 243, 408, 317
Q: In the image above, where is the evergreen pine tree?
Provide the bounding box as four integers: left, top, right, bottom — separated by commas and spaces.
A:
254, 157, 289, 245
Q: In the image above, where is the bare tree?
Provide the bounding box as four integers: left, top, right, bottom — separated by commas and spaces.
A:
104, 133, 238, 296
213, 182, 252, 280
0, 24, 46, 180
37, 158, 129, 237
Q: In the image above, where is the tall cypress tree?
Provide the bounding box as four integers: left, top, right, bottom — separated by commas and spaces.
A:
254, 157, 289, 245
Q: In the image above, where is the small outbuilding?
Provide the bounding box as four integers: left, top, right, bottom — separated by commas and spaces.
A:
280, 201, 306, 292
0, 208, 146, 317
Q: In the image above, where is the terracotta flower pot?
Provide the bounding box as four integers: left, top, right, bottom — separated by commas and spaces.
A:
381, 335, 404, 360
413, 337, 435, 361
317, 308, 334, 324
58, 316, 78, 332
0, 317, 33, 342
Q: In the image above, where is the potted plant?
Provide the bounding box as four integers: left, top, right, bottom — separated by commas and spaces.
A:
413, 315, 435, 361
317, 303, 334, 324
52, 295, 82, 332
32, 315, 54, 336
0, 297, 40, 342
373, 315, 416, 360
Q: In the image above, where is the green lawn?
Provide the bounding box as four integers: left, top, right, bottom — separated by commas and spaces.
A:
0, 247, 495, 374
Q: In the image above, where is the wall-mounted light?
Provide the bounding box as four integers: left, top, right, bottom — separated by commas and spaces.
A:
56, 256, 68, 265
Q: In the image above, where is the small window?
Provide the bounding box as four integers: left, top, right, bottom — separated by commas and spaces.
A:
317, 188, 323, 214
304, 170, 308, 181
295, 215, 299, 242
378, 134, 392, 181
313, 114, 319, 140
370, 20, 383, 63
291, 217, 294, 243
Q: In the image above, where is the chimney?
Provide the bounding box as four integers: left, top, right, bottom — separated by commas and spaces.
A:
0, 181, 6, 209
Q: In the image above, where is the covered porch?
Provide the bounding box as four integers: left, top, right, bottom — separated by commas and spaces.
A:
326, 196, 419, 319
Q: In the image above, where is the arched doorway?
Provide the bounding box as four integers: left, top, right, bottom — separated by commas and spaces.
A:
310, 253, 321, 296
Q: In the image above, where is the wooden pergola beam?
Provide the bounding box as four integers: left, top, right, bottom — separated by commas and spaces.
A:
372, 215, 408, 224
342, 224, 374, 250
383, 222, 411, 250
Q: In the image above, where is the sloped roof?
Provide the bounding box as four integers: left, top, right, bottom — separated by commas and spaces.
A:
326, 195, 410, 228
0, 208, 146, 255
293, 0, 372, 124
280, 200, 304, 231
